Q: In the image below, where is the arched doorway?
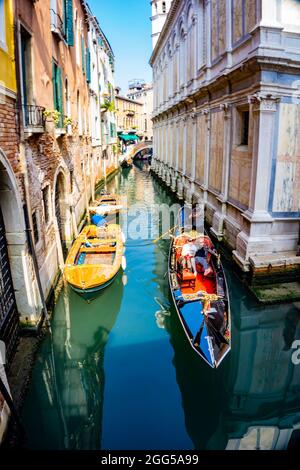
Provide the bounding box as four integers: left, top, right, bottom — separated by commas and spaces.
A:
0, 159, 21, 364
54, 171, 67, 258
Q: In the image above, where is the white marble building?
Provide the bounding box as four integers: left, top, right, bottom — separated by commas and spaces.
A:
150, 0, 300, 274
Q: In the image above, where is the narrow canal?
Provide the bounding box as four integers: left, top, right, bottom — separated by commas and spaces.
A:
21, 162, 300, 450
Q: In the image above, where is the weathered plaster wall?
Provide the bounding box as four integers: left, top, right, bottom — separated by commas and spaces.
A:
273, 103, 300, 213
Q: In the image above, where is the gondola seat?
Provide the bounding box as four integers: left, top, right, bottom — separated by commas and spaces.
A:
178, 269, 196, 288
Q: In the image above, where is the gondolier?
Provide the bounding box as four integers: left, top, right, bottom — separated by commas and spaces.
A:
168, 210, 231, 369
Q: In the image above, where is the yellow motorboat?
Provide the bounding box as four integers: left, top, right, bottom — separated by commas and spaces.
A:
64, 224, 124, 299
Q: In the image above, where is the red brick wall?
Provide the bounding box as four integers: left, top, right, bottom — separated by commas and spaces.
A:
0, 95, 20, 175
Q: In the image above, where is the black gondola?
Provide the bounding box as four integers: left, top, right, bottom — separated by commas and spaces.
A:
168, 215, 231, 368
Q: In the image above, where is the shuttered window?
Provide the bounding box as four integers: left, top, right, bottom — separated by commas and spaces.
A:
110, 122, 116, 138
81, 36, 85, 73
86, 46, 91, 83
52, 60, 64, 127
63, 0, 74, 46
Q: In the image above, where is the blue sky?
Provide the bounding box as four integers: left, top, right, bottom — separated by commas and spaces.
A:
89, 0, 153, 93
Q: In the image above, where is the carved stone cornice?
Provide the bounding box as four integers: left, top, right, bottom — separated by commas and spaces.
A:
192, 14, 198, 25
181, 30, 187, 40
248, 93, 280, 112
201, 108, 211, 124
190, 107, 198, 121
220, 102, 231, 119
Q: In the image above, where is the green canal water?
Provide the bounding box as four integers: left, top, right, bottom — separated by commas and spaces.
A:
22, 162, 300, 450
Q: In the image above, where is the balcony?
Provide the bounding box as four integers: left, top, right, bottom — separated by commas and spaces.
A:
50, 9, 65, 41
21, 104, 46, 135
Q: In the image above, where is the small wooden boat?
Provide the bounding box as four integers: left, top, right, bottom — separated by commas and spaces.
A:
168, 229, 231, 368
89, 192, 123, 217
64, 224, 124, 299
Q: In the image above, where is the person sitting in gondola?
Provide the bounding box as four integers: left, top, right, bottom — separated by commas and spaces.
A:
195, 240, 218, 277
178, 238, 197, 275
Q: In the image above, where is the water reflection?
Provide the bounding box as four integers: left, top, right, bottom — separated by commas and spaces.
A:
22, 273, 124, 449
165, 258, 300, 449
21, 162, 300, 450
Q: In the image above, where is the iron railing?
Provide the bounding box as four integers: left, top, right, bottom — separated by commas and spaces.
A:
22, 104, 46, 130
0, 208, 19, 366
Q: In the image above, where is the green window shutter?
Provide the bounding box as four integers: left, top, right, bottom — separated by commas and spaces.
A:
56, 66, 64, 127
65, 0, 74, 46
81, 36, 85, 73
52, 60, 58, 110
86, 47, 91, 83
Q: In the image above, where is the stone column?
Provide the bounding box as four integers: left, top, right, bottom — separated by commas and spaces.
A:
182, 115, 188, 175
260, 0, 282, 27
233, 93, 280, 270
211, 103, 232, 239
225, 0, 232, 69
168, 50, 173, 100
191, 111, 197, 182
201, 108, 211, 203
177, 117, 184, 199
171, 118, 179, 192
175, 42, 180, 99
205, 0, 212, 81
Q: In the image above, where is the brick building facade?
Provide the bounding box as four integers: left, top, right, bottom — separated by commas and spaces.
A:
0, 0, 117, 442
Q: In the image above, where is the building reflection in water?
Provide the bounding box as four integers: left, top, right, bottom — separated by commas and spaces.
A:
153, 234, 300, 450
22, 273, 124, 449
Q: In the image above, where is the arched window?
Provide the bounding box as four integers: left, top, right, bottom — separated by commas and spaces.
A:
172, 32, 178, 94
187, 4, 196, 82
198, 0, 206, 68
179, 21, 186, 86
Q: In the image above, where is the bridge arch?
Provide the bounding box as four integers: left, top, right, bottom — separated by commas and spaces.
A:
130, 141, 153, 160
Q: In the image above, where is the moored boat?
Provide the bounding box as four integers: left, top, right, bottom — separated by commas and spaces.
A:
89, 192, 123, 217
64, 224, 124, 299
168, 229, 231, 368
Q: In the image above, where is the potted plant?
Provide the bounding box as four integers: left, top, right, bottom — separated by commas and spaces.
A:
101, 99, 116, 113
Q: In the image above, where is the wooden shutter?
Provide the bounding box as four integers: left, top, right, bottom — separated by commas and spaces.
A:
81, 36, 85, 73
65, 0, 74, 46
56, 66, 64, 127
52, 60, 58, 110
86, 47, 91, 83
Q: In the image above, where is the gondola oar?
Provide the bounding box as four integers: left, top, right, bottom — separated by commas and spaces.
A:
153, 225, 178, 244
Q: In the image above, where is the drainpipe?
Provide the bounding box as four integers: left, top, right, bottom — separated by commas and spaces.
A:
297, 223, 300, 256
